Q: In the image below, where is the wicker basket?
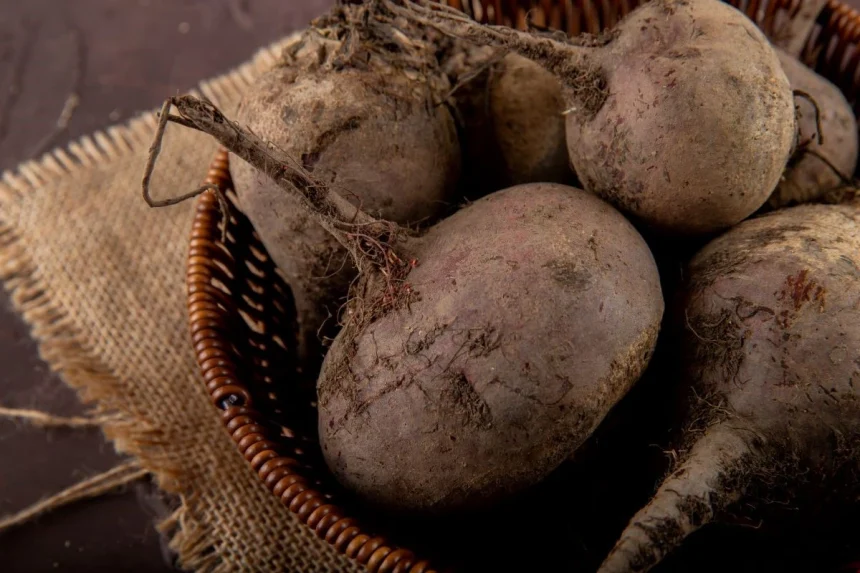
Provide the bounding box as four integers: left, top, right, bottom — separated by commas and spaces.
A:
186, 1, 860, 571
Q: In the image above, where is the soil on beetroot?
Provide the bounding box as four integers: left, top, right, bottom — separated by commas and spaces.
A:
333, 312, 860, 572
316, 228, 860, 571
229, 189, 860, 571
214, 164, 859, 570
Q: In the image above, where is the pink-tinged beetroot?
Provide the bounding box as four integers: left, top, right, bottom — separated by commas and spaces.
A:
388, 0, 796, 235
598, 203, 860, 573
317, 182, 664, 513
231, 5, 460, 371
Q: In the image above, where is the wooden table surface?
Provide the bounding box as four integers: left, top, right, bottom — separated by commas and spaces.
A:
1, 1, 859, 572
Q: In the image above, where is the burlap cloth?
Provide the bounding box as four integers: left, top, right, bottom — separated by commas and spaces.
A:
0, 33, 362, 573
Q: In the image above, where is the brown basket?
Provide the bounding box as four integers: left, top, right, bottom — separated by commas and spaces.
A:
186, 1, 860, 571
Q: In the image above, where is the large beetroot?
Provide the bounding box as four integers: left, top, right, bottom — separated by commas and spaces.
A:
388, 0, 796, 235
598, 203, 860, 573
318, 182, 663, 512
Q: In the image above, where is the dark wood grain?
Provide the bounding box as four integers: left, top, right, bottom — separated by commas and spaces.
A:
0, 1, 332, 570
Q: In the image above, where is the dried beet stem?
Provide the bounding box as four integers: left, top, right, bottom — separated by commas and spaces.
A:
598, 426, 752, 573
141, 95, 405, 276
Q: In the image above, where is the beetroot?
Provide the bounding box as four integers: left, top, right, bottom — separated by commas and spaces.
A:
388, 0, 796, 235
445, 47, 574, 192
231, 5, 461, 369
318, 182, 663, 512
598, 203, 860, 572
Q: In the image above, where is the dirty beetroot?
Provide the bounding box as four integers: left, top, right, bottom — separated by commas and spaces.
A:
231, 4, 461, 373
318, 182, 664, 513
598, 203, 860, 573
390, 0, 796, 235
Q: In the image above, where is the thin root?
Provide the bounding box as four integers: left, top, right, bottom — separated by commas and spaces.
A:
802, 148, 860, 205
793, 89, 823, 146
805, 148, 854, 186
443, 49, 508, 102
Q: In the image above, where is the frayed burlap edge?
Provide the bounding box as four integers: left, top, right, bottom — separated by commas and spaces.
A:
0, 34, 310, 573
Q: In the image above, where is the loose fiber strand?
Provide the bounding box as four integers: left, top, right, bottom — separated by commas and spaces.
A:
0, 405, 108, 429
0, 461, 149, 535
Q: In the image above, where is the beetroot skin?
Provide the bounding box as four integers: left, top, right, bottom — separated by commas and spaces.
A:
318, 183, 664, 513
599, 203, 860, 573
